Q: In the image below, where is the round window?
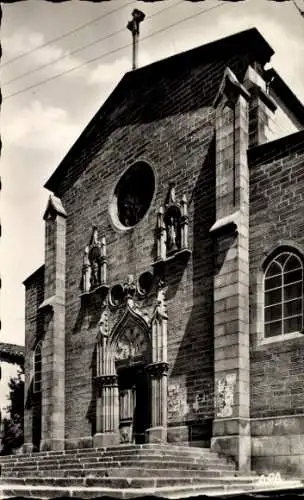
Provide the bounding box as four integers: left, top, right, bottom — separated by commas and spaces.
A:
111, 162, 155, 229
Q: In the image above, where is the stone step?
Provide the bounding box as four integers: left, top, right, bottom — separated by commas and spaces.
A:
1, 459, 235, 475
0, 454, 234, 470
103, 448, 214, 457
0, 447, 216, 465
1, 479, 303, 500
0, 449, 223, 466
0, 475, 258, 489
0, 483, 250, 499
0, 467, 234, 480
0, 444, 212, 463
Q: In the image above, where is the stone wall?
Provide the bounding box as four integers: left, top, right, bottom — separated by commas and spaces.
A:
53, 50, 258, 446
249, 132, 304, 474
23, 266, 44, 450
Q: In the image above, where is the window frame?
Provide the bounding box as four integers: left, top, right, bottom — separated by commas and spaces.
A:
263, 250, 304, 341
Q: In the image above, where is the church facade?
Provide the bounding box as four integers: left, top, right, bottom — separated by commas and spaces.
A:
23, 29, 304, 475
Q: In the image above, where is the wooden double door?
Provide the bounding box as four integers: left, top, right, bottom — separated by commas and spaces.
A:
118, 363, 150, 444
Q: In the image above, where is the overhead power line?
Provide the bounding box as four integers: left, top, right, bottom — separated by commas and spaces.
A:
3, 3, 225, 101
3, 0, 184, 87
292, 0, 304, 15
1, 0, 134, 68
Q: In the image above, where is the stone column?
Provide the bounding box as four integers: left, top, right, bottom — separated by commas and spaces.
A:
210, 68, 251, 472
146, 362, 169, 443
94, 375, 120, 447
94, 317, 119, 447
40, 195, 66, 451
145, 282, 169, 443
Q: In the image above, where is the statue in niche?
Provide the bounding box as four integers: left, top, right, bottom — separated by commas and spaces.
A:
91, 262, 99, 288
155, 182, 188, 262
81, 226, 107, 293
167, 216, 178, 253
165, 209, 181, 255
163, 182, 182, 255
167, 183, 176, 204
81, 245, 91, 292
88, 226, 102, 289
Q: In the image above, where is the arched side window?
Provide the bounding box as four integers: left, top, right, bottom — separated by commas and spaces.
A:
264, 251, 303, 338
33, 341, 42, 394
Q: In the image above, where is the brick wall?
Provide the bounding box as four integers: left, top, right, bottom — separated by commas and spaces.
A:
53, 52, 258, 443
249, 134, 304, 418
23, 266, 44, 449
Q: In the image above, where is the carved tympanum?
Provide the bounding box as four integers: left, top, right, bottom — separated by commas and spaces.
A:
115, 326, 148, 361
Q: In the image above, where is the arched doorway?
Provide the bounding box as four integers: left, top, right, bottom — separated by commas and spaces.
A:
95, 304, 153, 445
94, 286, 169, 447
114, 324, 151, 444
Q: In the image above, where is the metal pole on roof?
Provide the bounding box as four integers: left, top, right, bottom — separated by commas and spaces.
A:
127, 9, 146, 71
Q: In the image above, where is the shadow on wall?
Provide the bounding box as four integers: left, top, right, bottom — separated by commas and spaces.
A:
86, 344, 97, 437
169, 136, 216, 445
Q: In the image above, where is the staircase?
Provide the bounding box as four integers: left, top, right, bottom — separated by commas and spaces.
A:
0, 444, 302, 498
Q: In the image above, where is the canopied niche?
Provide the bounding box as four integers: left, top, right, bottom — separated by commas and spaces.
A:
81, 226, 107, 294
156, 183, 189, 261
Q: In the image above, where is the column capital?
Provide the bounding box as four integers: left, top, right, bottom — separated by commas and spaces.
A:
96, 374, 118, 387
146, 361, 169, 378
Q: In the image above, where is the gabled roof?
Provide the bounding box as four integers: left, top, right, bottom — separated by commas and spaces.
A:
44, 28, 274, 193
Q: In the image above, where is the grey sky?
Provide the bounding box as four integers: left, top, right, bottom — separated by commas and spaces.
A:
1, 0, 304, 346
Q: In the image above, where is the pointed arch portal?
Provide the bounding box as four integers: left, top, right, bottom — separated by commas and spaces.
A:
94, 296, 169, 447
